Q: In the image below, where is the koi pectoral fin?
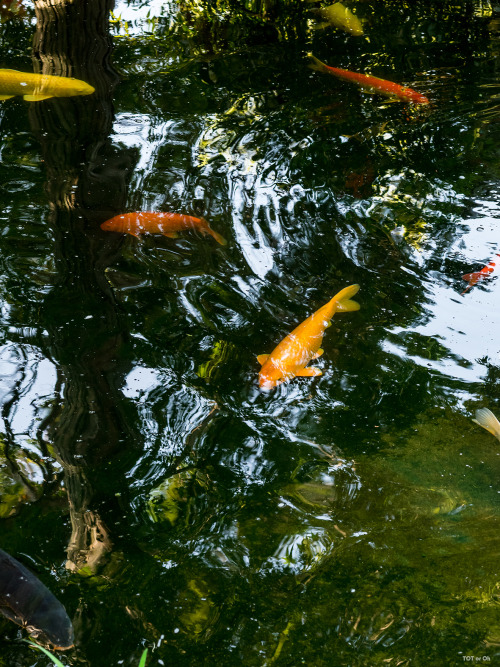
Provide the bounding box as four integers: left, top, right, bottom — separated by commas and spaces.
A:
0, 95, 15, 100
162, 232, 179, 238
295, 367, 322, 377
23, 94, 54, 101
257, 354, 269, 366
312, 348, 324, 359
311, 21, 330, 30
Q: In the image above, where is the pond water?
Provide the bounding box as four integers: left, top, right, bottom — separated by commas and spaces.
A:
1, 1, 500, 665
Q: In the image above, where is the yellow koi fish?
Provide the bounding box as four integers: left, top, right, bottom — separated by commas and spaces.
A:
257, 284, 360, 390
311, 2, 363, 36
0, 69, 94, 102
472, 407, 500, 442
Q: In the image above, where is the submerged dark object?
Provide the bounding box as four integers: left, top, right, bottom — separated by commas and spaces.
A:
0, 548, 74, 650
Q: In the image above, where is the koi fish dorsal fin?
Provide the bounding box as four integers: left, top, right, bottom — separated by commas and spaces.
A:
331, 284, 360, 312
257, 354, 269, 365
472, 407, 500, 438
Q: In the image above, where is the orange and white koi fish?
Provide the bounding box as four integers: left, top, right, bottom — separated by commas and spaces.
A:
461, 253, 500, 293
257, 284, 360, 390
310, 2, 363, 36
308, 54, 430, 104
100, 212, 227, 245
0, 69, 94, 102
472, 407, 500, 442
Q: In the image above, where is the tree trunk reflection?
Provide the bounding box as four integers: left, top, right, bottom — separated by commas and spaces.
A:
28, 0, 136, 575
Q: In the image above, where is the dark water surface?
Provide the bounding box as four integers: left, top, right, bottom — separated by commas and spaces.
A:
1, 1, 500, 665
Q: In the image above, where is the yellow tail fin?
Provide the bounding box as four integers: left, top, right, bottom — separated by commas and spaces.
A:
209, 229, 227, 246
201, 219, 227, 246
307, 53, 330, 74
332, 284, 360, 312
472, 407, 500, 440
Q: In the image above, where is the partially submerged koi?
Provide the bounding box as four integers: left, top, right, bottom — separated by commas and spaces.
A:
472, 407, 500, 442
461, 253, 500, 293
0, 68, 94, 102
310, 2, 363, 36
308, 54, 430, 104
257, 284, 360, 390
100, 212, 227, 245
0, 548, 74, 650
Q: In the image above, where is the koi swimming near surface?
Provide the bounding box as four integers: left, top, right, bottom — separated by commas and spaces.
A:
308, 54, 430, 104
100, 212, 227, 245
472, 407, 500, 442
0, 69, 94, 102
257, 284, 360, 390
310, 2, 363, 36
461, 253, 500, 293
0, 548, 74, 650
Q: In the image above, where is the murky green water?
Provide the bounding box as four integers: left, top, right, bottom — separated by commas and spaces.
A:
1, 1, 500, 665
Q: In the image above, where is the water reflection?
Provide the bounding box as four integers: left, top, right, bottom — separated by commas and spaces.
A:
1, 0, 500, 664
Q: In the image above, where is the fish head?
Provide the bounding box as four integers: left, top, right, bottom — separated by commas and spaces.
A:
100, 218, 117, 232
26, 609, 74, 651
27, 625, 74, 651
100, 215, 131, 234
66, 78, 95, 97
259, 375, 279, 390
76, 82, 95, 96
258, 364, 285, 390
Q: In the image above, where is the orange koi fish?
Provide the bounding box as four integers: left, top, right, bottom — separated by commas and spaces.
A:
472, 407, 500, 442
100, 212, 227, 245
461, 253, 500, 293
308, 54, 430, 104
257, 284, 360, 390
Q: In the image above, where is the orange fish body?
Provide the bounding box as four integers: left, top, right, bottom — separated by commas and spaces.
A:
257, 284, 360, 390
100, 212, 226, 245
308, 54, 430, 104
462, 253, 500, 292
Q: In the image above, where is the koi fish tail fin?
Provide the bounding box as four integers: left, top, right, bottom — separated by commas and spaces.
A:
472, 407, 500, 439
331, 284, 360, 312
307, 53, 330, 74
209, 229, 227, 246
201, 219, 227, 246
